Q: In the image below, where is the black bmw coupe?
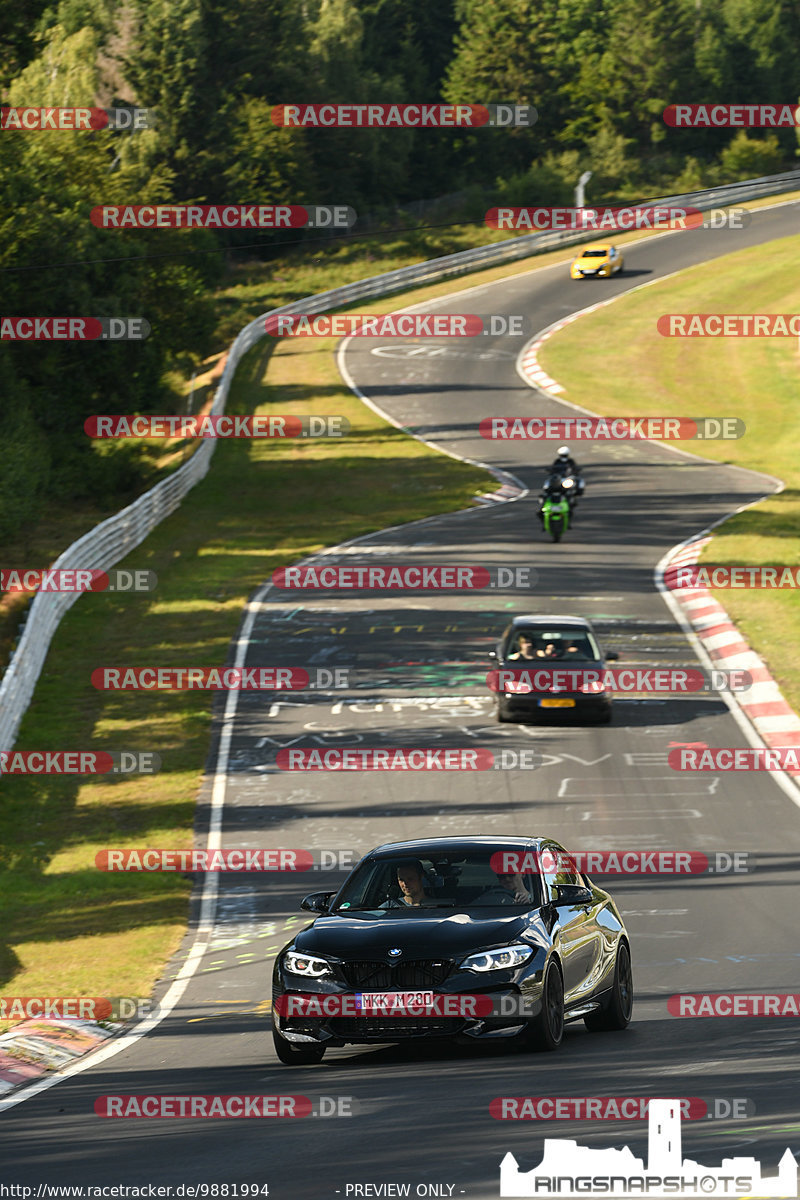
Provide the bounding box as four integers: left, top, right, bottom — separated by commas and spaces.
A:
271, 836, 632, 1064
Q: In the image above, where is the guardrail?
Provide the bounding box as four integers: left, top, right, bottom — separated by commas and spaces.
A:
1, 166, 799, 750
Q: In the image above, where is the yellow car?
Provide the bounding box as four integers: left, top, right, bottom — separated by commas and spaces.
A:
570, 242, 624, 279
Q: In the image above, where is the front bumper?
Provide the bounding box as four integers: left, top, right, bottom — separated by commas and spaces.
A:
272, 978, 545, 1046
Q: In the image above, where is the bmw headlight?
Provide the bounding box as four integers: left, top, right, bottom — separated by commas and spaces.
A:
459, 944, 534, 972
283, 950, 333, 979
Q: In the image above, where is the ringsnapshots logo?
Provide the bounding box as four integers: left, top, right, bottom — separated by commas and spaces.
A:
90, 205, 356, 229
485, 206, 702, 232
265, 313, 526, 337
481, 417, 745, 440
84, 415, 349, 439
1, 318, 150, 340
664, 103, 800, 127
658, 314, 800, 336
0, 751, 159, 775
0, 106, 151, 130
90, 666, 349, 690
1, 568, 156, 593
499, 1099, 797, 1198
270, 103, 536, 128
271, 564, 536, 591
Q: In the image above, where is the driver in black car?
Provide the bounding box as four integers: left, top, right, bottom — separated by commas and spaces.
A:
381, 859, 435, 907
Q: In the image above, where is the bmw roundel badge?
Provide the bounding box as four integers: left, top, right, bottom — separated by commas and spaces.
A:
388, 948, 403, 957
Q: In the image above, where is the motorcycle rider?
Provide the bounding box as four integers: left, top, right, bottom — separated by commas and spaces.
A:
536, 472, 570, 526
551, 445, 580, 477
550, 446, 585, 498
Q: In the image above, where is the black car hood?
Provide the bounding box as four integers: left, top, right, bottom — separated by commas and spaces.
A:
292, 911, 539, 960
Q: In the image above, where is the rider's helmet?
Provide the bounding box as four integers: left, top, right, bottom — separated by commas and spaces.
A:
556, 446, 571, 462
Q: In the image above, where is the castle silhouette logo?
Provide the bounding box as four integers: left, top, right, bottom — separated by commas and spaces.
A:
500, 1099, 797, 1197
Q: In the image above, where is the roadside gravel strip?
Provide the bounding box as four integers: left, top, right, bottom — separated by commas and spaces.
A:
515, 264, 800, 805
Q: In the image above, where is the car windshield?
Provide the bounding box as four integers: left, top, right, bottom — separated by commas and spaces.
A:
504, 628, 600, 661
332, 851, 542, 913
581, 249, 608, 258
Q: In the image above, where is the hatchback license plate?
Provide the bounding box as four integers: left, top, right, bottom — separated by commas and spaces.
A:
539, 698, 575, 708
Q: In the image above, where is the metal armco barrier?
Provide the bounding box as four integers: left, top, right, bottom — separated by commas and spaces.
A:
1, 167, 798, 750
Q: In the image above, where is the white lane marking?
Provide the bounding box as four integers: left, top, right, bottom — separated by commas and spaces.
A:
577, 806, 703, 819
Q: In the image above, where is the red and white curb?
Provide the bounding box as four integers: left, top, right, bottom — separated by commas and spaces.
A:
0, 1019, 124, 1096
473, 479, 526, 506
518, 333, 566, 395
662, 538, 800, 772
517, 301, 621, 397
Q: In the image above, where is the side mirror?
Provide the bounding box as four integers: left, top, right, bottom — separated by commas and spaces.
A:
554, 884, 593, 907
606, 650, 620, 661
300, 891, 334, 914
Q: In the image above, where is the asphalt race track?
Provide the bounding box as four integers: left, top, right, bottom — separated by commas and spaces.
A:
2, 205, 800, 1199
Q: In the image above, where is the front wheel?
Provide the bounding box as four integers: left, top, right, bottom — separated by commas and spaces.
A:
525, 961, 564, 1051
272, 1024, 326, 1065
584, 941, 633, 1031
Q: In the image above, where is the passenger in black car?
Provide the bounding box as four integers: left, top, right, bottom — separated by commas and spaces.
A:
487, 870, 529, 903
507, 634, 536, 661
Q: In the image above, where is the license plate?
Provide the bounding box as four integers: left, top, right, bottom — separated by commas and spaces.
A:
355, 991, 434, 1012
539, 698, 575, 708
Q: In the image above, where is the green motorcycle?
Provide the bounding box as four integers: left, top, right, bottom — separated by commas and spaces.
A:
539, 475, 574, 542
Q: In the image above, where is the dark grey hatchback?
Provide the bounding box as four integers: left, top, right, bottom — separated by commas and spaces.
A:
489, 614, 618, 723
271, 836, 633, 1064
